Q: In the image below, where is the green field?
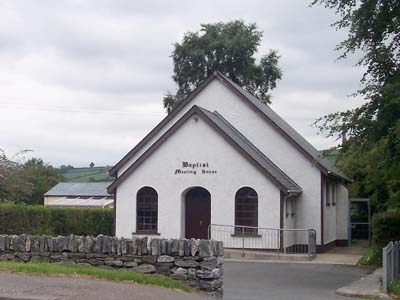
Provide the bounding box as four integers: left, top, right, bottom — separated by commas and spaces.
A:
61, 166, 114, 182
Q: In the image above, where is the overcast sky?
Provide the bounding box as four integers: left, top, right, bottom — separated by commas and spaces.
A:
0, 0, 365, 167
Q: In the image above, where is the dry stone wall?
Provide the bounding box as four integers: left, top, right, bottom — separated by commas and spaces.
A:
0, 234, 224, 294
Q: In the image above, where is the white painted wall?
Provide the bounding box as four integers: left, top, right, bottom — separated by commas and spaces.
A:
116, 115, 281, 239
283, 197, 296, 247
324, 200, 337, 245
186, 80, 322, 244
116, 79, 347, 245
44, 196, 60, 205
322, 179, 349, 245
336, 183, 349, 240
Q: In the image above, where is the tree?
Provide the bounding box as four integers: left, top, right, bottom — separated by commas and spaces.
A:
60, 164, 74, 173
0, 150, 63, 205
22, 158, 64, 205
163, 20, 282, 112
0, 150, 32, 203
312, 0, 400, 211
312, 0, 399, 97
90, 162, 95, 168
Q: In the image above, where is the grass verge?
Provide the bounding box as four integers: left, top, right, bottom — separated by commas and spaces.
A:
0, 261, 192, 292
389, 278, 400, 299
358, 247, 382, 267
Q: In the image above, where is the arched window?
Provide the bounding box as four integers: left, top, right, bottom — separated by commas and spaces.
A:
136, 187, 158, 233
235, 187, 258, 235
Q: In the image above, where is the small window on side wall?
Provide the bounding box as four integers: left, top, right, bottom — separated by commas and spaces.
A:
286, 197, 290, 217
326, 181, 331, 206
332, 183, 337, 205
290, 198, 296, 217
136, 186, 158, 233
285, 197, 295, 217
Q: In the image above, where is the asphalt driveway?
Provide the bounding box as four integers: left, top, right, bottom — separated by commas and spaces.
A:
223, 261, 371, 300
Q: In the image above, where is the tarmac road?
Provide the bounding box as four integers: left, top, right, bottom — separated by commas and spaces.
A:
223, 261, 370, 300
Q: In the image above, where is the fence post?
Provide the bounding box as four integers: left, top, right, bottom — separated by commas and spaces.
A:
241, 226, 245, 257
277, 229, 280, 256
397, 242, 400, 278
308, 229, 316, 257
392, 242, 395, 284
393, 241, 399, 278
383, 244, 388, 293
283, 230, 286, 254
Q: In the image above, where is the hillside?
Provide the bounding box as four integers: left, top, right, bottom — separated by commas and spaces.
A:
60, 166, 114, 182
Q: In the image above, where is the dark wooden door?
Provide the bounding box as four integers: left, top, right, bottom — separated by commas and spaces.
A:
185, 187, 211, 239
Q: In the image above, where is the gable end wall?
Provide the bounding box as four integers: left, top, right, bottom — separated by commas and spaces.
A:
116, 80, 340, 244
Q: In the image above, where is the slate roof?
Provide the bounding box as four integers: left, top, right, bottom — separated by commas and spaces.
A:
45, 182, 113, 197
108, 105, 302, 194
215, 72, 349, 181
109, 70, 348, 182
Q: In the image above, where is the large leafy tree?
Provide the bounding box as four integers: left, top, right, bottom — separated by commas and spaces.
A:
312, 0, 400, 211
0, 150, 63, 205
163, 20, 282, 112
0, 150, 32, 203
21, 158, 64, 205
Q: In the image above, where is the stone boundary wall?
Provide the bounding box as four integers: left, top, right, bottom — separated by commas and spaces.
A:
0, 234, 224, 294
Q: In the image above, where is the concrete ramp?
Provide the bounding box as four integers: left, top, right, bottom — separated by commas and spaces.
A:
224, 249, 314, 262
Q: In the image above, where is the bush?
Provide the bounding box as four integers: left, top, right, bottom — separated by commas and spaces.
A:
364, 209, 400, 266
0, 204, 113, 236
358, 247, 382, 266
372, 209, 400, 248
388, 277, 400, 297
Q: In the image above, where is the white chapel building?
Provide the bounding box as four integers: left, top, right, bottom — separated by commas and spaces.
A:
108, 71, 350, 252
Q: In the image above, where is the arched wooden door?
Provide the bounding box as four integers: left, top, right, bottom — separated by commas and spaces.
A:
185, 187, 211, 239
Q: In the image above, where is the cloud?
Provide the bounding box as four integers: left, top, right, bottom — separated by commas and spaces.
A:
0, 0, 366, 167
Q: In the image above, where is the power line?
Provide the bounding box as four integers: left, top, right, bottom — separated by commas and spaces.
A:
0, 102, 166, 116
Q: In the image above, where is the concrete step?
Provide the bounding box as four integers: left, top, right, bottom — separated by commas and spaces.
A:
0, 294, 58, 300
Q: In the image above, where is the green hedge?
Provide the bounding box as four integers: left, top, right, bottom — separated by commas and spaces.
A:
0, 204, 113, 236
364, 209, 400, 266
372, 209, 400, 248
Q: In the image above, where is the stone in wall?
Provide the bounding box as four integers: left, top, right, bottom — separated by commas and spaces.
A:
199, 239, 213, 257
0, 236, 5, 252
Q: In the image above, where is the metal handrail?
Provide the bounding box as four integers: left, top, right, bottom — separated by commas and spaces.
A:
209, 223, 314, 231
208, 224, 316, 257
